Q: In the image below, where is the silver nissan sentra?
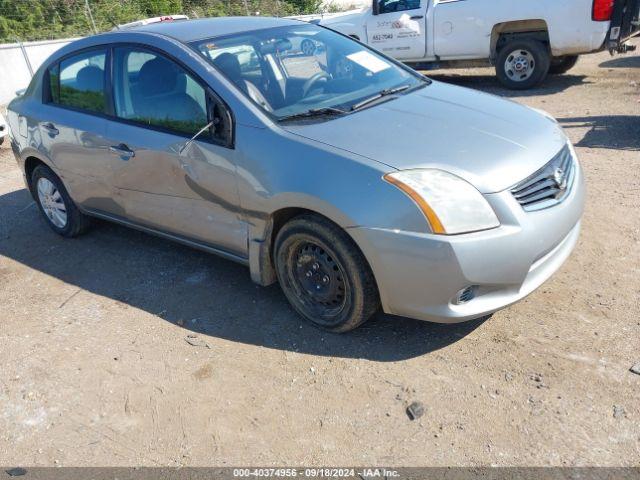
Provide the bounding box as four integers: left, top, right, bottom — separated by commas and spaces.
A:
6, 16, 585, 332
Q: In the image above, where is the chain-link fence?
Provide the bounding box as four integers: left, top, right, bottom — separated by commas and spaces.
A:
0, 0, 357, 44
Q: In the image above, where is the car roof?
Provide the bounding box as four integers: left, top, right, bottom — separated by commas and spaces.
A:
124, 16, 303, 43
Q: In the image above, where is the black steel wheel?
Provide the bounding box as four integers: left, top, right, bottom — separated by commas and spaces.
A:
274, 214, 379, 332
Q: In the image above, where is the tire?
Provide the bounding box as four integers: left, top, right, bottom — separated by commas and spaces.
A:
31, 164, 91, 237
274, 214, 380, 333
495, 39, 551, 90
549, 55, 579, 75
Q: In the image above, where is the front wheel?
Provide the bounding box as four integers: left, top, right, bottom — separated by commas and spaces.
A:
549, 55, 579, 75
274, 214, 380, 333
495, 39, 551, 90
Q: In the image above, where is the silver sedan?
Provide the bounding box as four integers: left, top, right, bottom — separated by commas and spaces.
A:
6, 17, 584, 332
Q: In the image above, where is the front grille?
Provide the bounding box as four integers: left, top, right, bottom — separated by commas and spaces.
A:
511, 145, 576, 212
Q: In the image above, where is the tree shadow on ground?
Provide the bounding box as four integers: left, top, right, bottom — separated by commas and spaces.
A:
558, 115, 640, 151
0, 187, 485, 362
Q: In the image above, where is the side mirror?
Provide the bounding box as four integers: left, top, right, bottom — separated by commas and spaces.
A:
176, 95, 234, 155
207, 95, 233, 148
275, 38, 293, 52
372, 0, 380, 15
178, 120, 215, 155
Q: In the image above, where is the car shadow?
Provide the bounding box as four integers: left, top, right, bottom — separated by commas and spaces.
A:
427, 72, 590, 97
599, 55, 640, 68
0, 187, 485, 362
558, 115, 640, 151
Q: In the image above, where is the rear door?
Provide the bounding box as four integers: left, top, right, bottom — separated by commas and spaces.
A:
365, 0, 427, 59
103, 46, 246, 256
40, 47, 118, 212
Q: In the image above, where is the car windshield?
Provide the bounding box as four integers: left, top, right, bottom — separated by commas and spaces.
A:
192, 24, 427, 120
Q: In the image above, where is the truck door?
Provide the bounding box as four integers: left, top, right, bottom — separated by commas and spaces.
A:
432, 0, 493, 59
366, 0, 427, 60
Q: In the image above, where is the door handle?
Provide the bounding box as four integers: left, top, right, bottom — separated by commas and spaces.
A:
41, 122, 59, 136
109, 143, 135, 160
410, 15, 424, 19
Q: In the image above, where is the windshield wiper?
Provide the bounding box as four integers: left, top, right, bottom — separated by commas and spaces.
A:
278, 107, 347, 122
350, 85, 411, 112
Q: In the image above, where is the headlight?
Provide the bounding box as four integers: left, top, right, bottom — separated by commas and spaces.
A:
384, 169, 500, 235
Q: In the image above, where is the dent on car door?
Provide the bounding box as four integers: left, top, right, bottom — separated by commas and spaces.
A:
104, 46, 246, 256
41, 48, 118, 212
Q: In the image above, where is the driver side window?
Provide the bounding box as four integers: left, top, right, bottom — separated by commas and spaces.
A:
377, 0, 420, 14
111, 46, 232, 146
112, 47, 207, 136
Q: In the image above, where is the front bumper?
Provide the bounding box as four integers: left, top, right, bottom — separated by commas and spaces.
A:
348, 161, 585, 323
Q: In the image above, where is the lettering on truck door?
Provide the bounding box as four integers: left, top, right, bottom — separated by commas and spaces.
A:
366, 0, 427, 59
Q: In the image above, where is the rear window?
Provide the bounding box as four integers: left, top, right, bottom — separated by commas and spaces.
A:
48, 49, 107, 113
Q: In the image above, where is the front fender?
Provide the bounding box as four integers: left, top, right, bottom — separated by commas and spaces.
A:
235, 124, 429, 285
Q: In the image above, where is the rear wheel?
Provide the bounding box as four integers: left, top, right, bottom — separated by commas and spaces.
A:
32, 164, 91, 237
274, 214, 379, 333
549, 55, 579, 75
495, 39, 551, 90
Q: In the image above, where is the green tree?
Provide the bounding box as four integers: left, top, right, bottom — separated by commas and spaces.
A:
0, 0, 329, 42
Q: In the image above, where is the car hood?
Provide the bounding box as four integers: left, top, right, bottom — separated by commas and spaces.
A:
281, 81, 568, 193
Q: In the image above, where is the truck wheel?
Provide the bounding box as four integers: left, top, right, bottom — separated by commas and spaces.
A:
549, 55, 579, 75
495, 39, 550, 90
274, 214, 380, 333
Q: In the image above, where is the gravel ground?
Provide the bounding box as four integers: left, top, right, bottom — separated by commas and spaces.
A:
0, 43, 639, 467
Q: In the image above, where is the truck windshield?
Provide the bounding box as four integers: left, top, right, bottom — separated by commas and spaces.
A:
192, 24, 427, 120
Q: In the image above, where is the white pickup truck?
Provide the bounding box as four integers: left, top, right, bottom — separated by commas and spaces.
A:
297, 0, 639, 89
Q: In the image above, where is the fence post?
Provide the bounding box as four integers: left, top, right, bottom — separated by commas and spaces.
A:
15, 37, 34, 77
85, 0, 98, 34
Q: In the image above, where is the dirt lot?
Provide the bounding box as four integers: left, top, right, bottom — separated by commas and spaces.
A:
0, 44, 639, 467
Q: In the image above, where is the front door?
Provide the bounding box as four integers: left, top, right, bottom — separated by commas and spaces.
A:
366, 0, 427, 60
104, 46, 246, 256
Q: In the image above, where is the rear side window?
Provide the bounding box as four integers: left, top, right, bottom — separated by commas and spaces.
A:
112, 47, 208, 136
48, 50, 107, 113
